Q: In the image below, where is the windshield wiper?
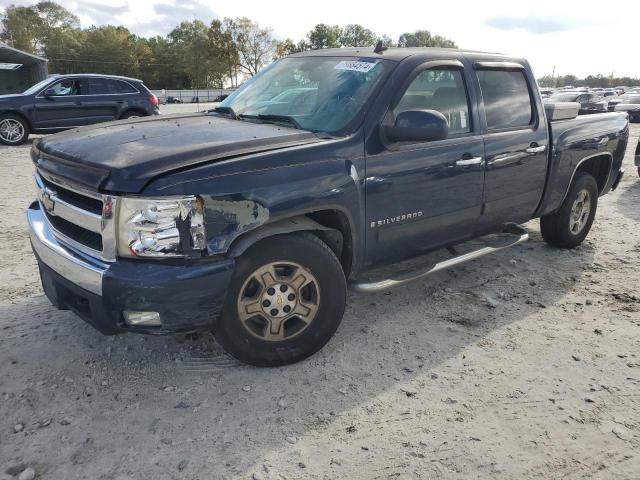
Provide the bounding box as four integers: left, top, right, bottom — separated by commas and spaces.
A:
211, 106, 237, 119
238, 113, 303, 130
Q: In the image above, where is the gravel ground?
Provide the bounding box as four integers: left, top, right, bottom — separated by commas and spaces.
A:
0, 116, 638, 480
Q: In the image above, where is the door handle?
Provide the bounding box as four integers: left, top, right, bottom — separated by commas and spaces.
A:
455, 156, 483, 167
525, 144, 546, 154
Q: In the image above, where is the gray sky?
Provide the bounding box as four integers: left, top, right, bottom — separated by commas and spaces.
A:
3, 0, 639, 78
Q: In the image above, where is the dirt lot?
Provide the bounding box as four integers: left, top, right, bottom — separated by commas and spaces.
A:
0, 116, 638, 480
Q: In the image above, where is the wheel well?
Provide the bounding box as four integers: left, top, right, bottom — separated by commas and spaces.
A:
0, 111, 32, 130
120, 108, 147, 119
305, 210, 353, 277
575, 155, 612, 194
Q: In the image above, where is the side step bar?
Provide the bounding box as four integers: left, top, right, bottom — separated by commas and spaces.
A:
349, 224, 529, 293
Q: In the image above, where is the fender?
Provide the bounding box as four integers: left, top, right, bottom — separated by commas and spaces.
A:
228, 215, 342, 260
558, 152, 613, 204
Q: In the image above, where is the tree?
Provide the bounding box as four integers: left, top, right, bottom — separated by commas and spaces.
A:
0, 5, 43, 53
79, 26, 139, 77
168, 20, 210, 88
306, 24, 342, 49
275, 38, 301, 58
207, 19, 238, 88
397, 30, 457, 48
233, 17, 276, 76
339, 24, 377, 47
377, 34, 397, 48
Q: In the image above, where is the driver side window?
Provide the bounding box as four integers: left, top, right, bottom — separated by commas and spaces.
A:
48, 79, 82, 97
394, 68, 471, 135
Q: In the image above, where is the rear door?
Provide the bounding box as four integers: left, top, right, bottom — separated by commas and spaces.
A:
474, 64, 548, 227
33, 78, 87, 130
83, 78, 138, 122
365, 60, 485, 265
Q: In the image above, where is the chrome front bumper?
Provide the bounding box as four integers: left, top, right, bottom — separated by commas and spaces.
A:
28, 203, 107, 296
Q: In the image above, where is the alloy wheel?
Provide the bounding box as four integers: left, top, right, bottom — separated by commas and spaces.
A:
237, 261, 320, 341
0, 119, 24, 143
569, 189, 591, 235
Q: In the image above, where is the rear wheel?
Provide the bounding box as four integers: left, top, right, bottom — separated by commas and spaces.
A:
540, 172, 598, 248
0, 114, 29, 145
120, 111, 144, 119
214, 232, 347, 367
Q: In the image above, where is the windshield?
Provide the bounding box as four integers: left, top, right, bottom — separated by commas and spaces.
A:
549, 93, 580, 102
219, 57, 391, 134
620, 95, 640, 104
22, 78, 55, 95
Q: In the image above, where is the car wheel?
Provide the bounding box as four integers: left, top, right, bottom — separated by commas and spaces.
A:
213, 232, 347, 367
540, 172, 598, 249
0, 114, 29, 145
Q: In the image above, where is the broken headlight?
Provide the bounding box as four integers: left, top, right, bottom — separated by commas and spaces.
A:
117, 196, 206, 258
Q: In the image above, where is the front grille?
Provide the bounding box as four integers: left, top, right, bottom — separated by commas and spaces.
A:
45, 212, 103, 251
40, 175, 103, 215
35, 171, 117, 261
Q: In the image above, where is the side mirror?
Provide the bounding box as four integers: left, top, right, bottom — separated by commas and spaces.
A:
383, 109, 449, 143
43, 88, 56, 98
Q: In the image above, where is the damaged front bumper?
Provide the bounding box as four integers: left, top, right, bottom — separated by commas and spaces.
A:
28, 202, 235, 335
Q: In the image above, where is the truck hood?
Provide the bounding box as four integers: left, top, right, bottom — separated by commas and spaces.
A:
34, 113, 321, 193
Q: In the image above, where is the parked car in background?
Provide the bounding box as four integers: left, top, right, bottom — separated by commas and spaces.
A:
0, 74, 159, 145
212, 94, 229, 102
539, 88, 554, 98
599, 90, 618, 98
546, 91, 608, 115
165, 96, 183, 104
613, 94, 640, 122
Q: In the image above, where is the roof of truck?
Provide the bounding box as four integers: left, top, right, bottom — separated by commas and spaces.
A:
290, 47, 521, 63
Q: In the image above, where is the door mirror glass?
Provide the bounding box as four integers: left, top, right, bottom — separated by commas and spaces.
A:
43, 88, 56, 98
384, 109, 449, 143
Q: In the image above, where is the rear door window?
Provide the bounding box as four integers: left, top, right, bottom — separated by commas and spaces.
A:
89, 78, 137, 95
394, 68, 472, 136
476, 69, 534, 130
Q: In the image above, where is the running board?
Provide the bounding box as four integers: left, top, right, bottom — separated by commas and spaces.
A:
348, 224, 529, 293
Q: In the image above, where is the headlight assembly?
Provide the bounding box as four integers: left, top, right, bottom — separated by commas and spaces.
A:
117, 196, 206, 258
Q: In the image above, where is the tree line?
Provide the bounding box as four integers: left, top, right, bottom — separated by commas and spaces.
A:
538, 74, 640, 88
0, 1, 457, 89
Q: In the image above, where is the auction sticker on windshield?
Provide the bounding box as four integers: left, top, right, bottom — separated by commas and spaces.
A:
334, 61, 378, 73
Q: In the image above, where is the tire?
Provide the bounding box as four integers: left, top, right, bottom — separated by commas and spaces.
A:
214, 232, 347, 367
540, 172, 598, 248
0, 114, 29, 145
120, 111, 145, 119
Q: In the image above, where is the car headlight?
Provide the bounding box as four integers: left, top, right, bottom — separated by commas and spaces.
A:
117, 196, 206, 258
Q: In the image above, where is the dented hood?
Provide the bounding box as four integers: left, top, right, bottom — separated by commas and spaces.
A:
33, 113, 321, 193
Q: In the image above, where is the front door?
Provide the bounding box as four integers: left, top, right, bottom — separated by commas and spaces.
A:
33, 78, 88, 130
365, 63, 485, 265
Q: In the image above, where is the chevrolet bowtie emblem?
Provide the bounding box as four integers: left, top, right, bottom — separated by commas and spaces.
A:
41, 189, 55, 214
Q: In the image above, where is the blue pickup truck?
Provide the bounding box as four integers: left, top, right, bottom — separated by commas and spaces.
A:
27, 47, 628, 366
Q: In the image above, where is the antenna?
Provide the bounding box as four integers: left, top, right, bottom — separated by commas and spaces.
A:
374, 40, 387, 54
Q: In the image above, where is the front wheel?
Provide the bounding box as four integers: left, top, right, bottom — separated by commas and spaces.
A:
0, 114, 29, 145
540, 172, 598, 248
214, 232, 347, 367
